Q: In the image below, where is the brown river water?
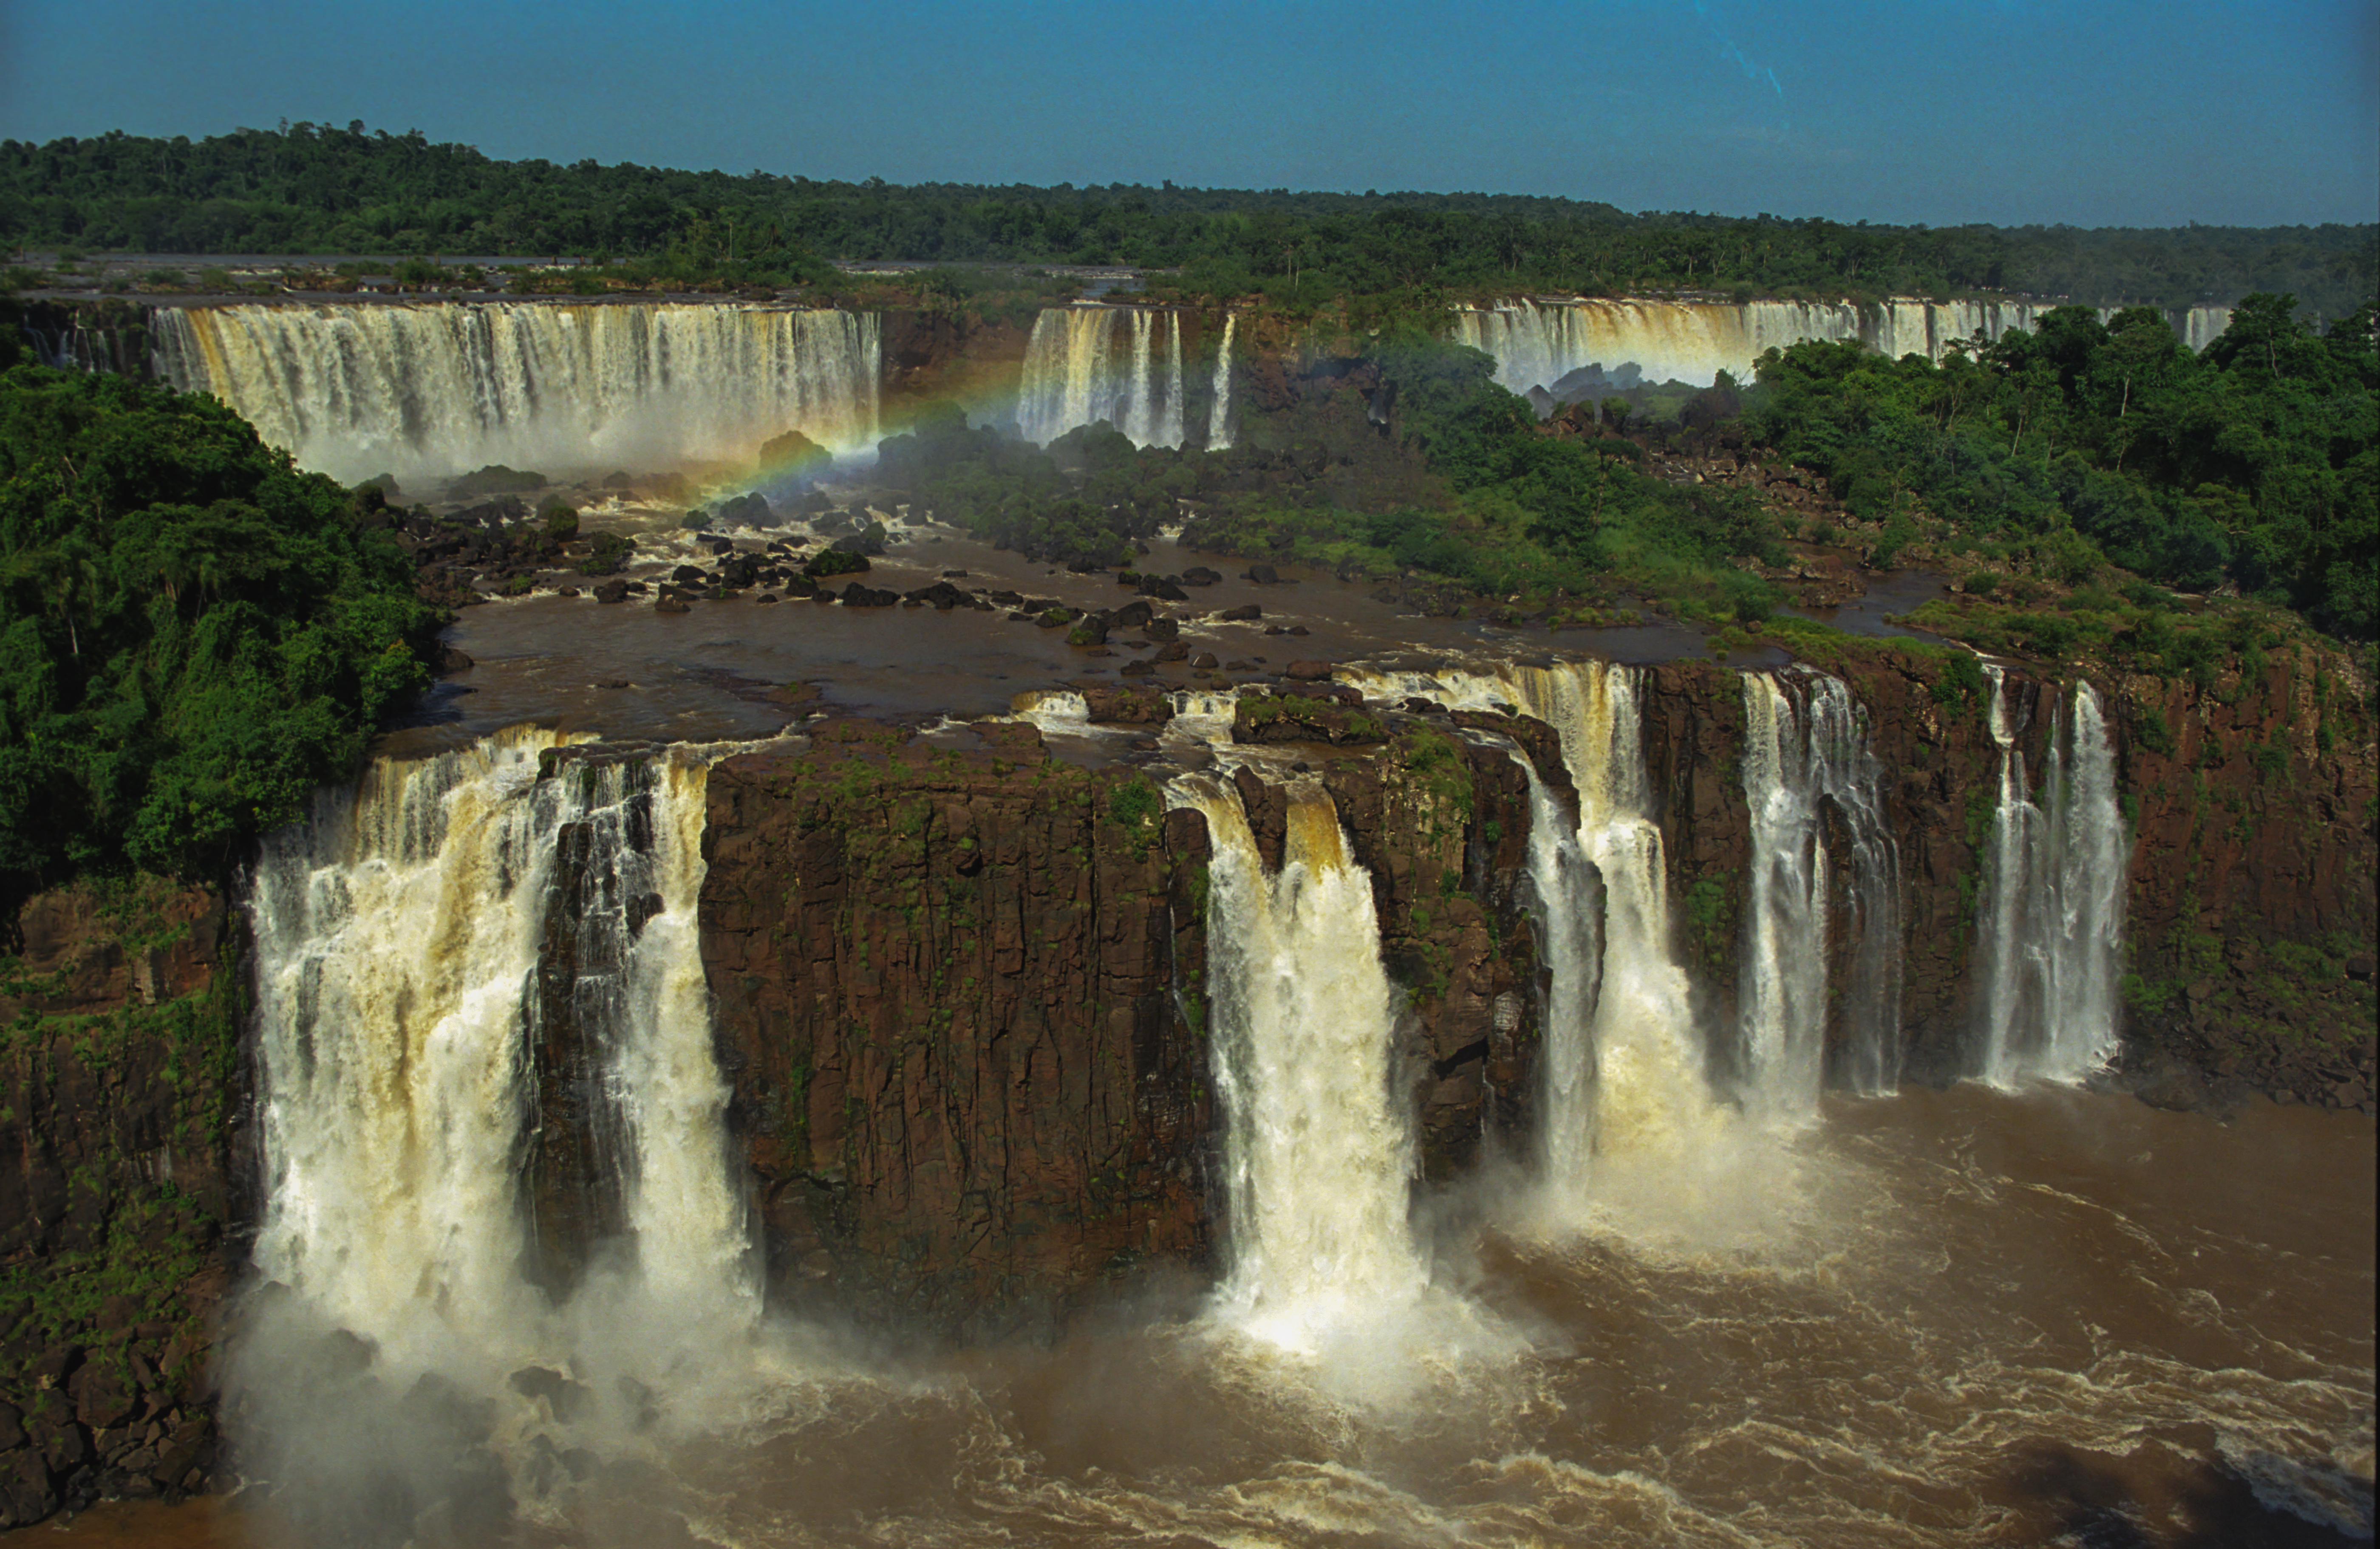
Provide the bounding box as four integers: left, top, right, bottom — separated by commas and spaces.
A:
54, 1089, 2374, 1548
47, 504, 2374, 1547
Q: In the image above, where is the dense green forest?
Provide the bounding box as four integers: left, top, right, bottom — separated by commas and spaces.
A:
3, 123, 2374, 315
1743, 296, 2378, 640
0, 348, 436, 896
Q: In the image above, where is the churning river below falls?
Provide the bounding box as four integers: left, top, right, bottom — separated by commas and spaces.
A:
58, 1085, 2375, 1549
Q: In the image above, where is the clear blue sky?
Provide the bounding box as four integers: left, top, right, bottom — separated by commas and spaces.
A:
3, 0, 2374, 228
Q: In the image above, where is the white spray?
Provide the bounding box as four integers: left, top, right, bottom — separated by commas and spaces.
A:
242, 731, 763, 1529
1738, 670, 1903, 1115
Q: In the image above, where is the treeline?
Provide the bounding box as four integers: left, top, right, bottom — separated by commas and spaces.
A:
0, 343, 437, 896
3, 124, 2373, 315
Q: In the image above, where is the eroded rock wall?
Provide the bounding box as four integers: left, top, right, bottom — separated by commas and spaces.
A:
1638, 652, 2377, 1108
0, 881, 235, 1524
694, 704, 1548, 1331
699, 719, 1215, 1337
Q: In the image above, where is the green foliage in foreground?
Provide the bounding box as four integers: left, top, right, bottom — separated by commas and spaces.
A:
0, 365, 436, 890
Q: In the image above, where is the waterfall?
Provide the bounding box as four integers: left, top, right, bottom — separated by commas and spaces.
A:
1206, 313, 1237, 450
1344, 662, 1713, 1184
1514, 760, 1603, 1184
2179, 305, 2235, 353
151, 301, 881, 483
1182, 779, 1429, 1352
1974, 672, 2128, 1084
1738, 671, 1903, 1115
246, 730, 755, 1385
1016, 305, 1186, 448
1452, 297, 2231, 401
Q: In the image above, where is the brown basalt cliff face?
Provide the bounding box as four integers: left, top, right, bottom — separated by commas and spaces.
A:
2111, 656, 2377, 1110
1636, 653, 2376, 1109
0, 882, 235, 1524
697, 719, 1215, 1337
691, 701, 1548, 1332
875, 308, 1035, 416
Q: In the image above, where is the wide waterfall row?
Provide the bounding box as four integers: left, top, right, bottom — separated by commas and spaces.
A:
1739, 671, 1903, 1109
234, 657, 2126, 1444
1975, 671, 2128, 1085
1452, 297, 2236, 401
246, 732, 753, 1386
153, 301, 882, 483
1016, 305, 1186, 447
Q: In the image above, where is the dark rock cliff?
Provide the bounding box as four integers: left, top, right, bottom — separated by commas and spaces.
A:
691, 701, 1548, 1333
697, 718, 1215, 1338
0, 882, 234, 1524
1638, 651, 2377, 1111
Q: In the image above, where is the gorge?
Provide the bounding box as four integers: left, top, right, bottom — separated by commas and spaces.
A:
0, 288, 2371, 1548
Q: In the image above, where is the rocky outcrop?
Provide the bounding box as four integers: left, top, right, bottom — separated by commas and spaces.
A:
1321, 719, 1544, 1174
698, 719, 1215, 1338
0, 881, 236, 1524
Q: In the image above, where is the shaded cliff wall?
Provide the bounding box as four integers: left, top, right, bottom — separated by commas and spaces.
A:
693, 702, 1546, 1332
0, 881, 236, 1523
2112, 657, 2378, 1109
698, 719, 1215, 1337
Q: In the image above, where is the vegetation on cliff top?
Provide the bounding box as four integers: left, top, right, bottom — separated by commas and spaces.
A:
4, 123, 2374, 316
0, 358, 437, 896
1744, 296, 2379, 639
861, 294, 2373, 676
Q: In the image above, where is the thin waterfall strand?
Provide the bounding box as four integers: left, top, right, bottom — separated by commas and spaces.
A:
1739, 670, 1903, 1113
1975, 674, 2128, 1084
1516, 761, 1602, 1178
1206, 313, 1237, 449
610, 755, 757, 1327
